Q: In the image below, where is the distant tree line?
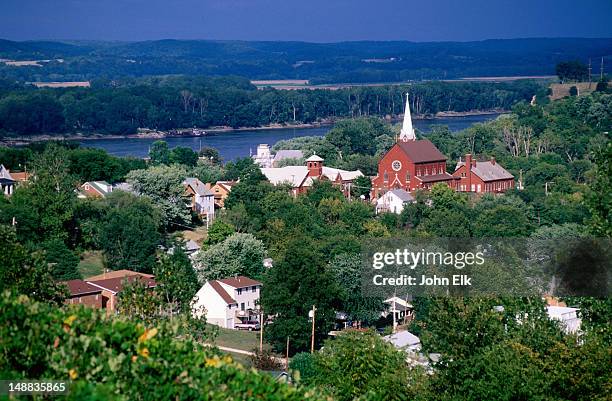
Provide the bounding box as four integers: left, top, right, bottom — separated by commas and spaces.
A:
0, 76, 544, 136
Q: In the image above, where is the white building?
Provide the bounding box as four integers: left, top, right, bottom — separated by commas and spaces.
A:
375, 189, 415, 214
252, 144, 274, 168
192, 276, 262, 329
383, 330, 421, 352
183, 177, 215, 223
546, 306, 581, 334
0, 164, 15, 196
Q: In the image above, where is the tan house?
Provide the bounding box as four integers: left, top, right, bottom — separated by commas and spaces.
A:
210, 180, 236, 208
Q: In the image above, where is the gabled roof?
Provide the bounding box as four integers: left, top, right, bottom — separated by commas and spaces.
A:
0, 164, 15, 182
397, 140, 447, 163
274, 150, 304, 162
305, 154, 324, 162
322, 167, 363, 181
209, 280, 237, 304
261, 166, 309, 187
85, 269, 154, 281
384, 331, 421, 348
184, 177, 214, 196
88, 275, 156, 295
82, 181, 111, 196
456, 160, 514, 182
388, 189, 415, 202
62, 279, 102, 297
218, 276, 262, 288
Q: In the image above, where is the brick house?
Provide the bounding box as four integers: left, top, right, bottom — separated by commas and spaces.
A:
62, 279, 103, 308
453, 154, 514, 194
85, 270, 156, 312
371, 96, 456, 199
78, 181, 113, 198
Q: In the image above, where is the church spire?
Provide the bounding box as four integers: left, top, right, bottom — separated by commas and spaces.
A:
399, 93, 415, 142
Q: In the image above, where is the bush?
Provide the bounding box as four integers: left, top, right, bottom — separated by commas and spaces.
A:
0, 292, 327, 400
249, 349, 283, 371
289, 352, 317, 385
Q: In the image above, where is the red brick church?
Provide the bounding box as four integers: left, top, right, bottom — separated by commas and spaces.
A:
371, 95, 457, 199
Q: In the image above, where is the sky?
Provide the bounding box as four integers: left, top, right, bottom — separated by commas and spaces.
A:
1, 0, 611, 42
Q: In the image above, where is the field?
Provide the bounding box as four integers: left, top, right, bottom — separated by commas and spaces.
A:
550, 82, 597, 100
77, 250, 105, 278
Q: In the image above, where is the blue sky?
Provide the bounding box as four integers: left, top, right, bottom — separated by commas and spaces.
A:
1, 0, 611, 42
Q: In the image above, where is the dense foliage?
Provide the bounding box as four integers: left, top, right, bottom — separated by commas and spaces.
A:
1, 38, 610, 83
0, 292, 330, 400
0, 77, 544, 136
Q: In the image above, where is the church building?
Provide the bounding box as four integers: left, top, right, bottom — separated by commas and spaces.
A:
371, 94, 456, 199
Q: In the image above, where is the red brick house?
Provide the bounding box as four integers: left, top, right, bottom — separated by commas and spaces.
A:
62, 279, 103, 308
371, 95, 456, 199
78, 181, 113, 198
453, 154, 514, 194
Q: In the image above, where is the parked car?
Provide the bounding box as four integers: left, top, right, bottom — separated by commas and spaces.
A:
235, 321, 261, 331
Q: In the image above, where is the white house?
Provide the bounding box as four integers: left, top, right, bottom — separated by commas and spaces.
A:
192, 276, 262, 329
252, 144, 274, 167
376, 189, 415, 214
0, 164, 15, 196
546, 305, 581, 334
183, 177, 215, 222
383, 330, 421, 352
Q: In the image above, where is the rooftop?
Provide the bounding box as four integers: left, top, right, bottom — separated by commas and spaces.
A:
456, 159, 514, 181
218, 276, 262, 288
62, 279, 102, 297
397, 140, 447, 163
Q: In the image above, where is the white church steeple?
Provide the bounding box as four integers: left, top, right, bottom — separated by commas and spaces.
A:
399, 93, 415, 142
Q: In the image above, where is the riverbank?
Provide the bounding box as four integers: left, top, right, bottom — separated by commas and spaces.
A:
0, 110, 506, 146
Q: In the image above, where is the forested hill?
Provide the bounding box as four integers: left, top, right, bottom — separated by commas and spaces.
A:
0, 38, 611, 84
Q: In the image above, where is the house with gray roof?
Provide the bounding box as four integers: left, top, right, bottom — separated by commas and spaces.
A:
376, 188, 415, 214
183, 177, 215, 222
453, 154, 514, 193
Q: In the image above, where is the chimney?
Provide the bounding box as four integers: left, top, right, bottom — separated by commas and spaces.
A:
465, 154, 472, 169
490, 156, 496, 165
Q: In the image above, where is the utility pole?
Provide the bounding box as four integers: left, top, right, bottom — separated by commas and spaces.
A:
588, 58, 592, 88
286, 337, 290, 370
601, 57, 605, 81
309, 305, 317, 353
259, 307, 264, 353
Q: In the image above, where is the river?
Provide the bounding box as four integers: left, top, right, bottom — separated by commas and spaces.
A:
79, 114, 500, 160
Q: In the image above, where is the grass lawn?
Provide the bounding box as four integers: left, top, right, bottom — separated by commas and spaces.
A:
78, 250, 105, 278
207, 324, 266, 352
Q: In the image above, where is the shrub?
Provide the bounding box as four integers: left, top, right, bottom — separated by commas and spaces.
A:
288, 352, 317, 385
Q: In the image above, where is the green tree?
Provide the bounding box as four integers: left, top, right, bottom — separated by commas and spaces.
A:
154, 245, 200, 316
261, 236, 340, 353
126, 164, 190, 228
351, 175, 372, 199
169, 146, 198, 167
569, 86, 578, 97
205, 219, 235, 245
149, 140, 170, 165
0, 225, 66, 305
312, 331, 415, 401
98, 192, 161, 273
585, 141, 612, 236
556, 60, 589, 82
193, 233, 266, 282
42, 238, 81, 280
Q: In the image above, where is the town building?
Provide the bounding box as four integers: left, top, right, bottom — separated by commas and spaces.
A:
375, 189, 415, 214
0, 164, 29, 196
85, 270, 156, 312
62, 279, 103, 308
261, 154, 363, 197
252, 144, 304, 168
0, 164, 15, 196
453, 154, 514, 193
78, 181, 113, 198
273, 149, 304, 167
371, 94, 456, 199
183, 177, 215, 222
192, 276, 262, 329
61, 270, 156, 312
210, 180, 236, 208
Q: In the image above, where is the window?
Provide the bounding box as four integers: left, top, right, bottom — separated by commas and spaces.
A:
461, 172, 466, 177
252, 286, 257, 292
406, 172, 411, 182
383, 171, 388, 182
237, 289, 242, 295
241, 303, 245, 311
